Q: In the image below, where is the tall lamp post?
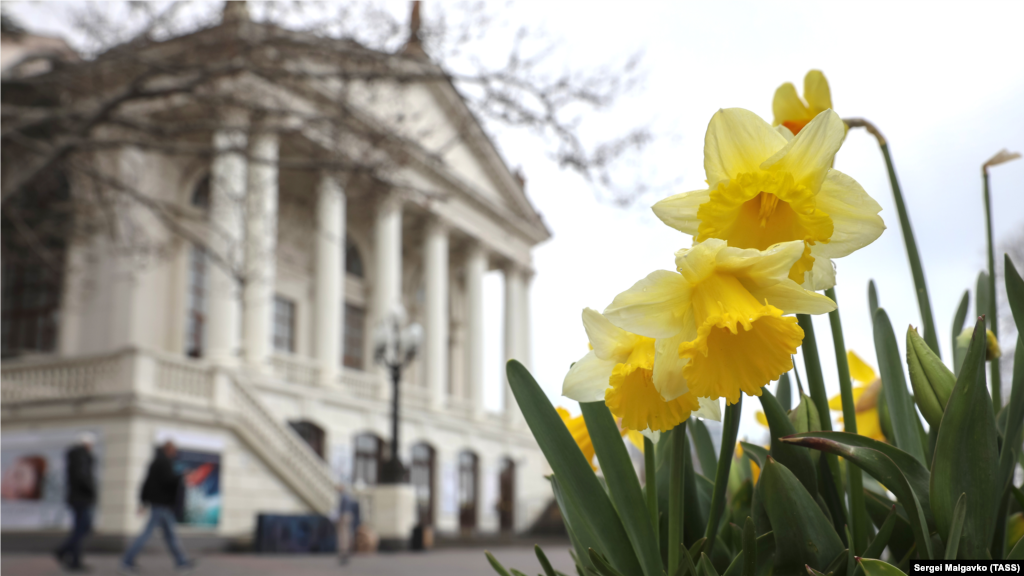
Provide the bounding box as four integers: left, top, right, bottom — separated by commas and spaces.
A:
374, 307, 422, 484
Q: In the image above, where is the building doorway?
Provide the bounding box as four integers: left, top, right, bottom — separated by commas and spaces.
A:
410, 443, 435, 526
353, 433, 383, 486
498, 457, 515, 532
458, 451, 478, 532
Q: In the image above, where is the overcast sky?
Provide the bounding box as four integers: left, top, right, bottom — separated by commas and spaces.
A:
9, 1, 1024, 444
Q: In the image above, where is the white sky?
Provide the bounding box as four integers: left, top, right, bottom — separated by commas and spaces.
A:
8, 1, 1024, 445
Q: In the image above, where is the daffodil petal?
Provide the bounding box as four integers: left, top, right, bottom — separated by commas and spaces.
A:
654, 328, 695, 401
760, 109, 845, 192
815, 170, 885, 259
562, 350, 617, 402
803, 70, 833, 114
582, 308, 637, 362
715, 240, 807, 288
652, 189, 711, 236
674, 238, 728, 284
604, 270, 693, 339
847, 351, 878, 385
745, 277, 837, 315
640, 428, 662, 444
772, 82, 811, 127
803, 245, 837, 291
705, 108, 788, 189
775, 125, 795, 142
694, 396, 722, 421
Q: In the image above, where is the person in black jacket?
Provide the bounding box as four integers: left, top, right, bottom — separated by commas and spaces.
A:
54, 432, 97, 572
118, 441, 195, 575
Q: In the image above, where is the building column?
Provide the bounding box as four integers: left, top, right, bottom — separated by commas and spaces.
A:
206, 122, 247, 366
503, 265, 525, 422
243, 131, 278, 371
519, 271, 533, 372
424, 218, 449, 411
372, 194, 403, 395
465, 243, 487, 420
315, 173, 345, 385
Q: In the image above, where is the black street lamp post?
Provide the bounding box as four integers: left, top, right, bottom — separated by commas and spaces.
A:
374, 307, 422, 484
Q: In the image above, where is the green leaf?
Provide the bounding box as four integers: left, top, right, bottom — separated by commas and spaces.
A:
862, 504, 897, 560
757, 457, 845, 576
858, 558, 906, 576
863, 490, 914, 561
551, 475, 596, 572
589, 549, 627, 576
743, 517, 757, 576
872, 308, 927, 464
758, 389, 817, 496
778, 373, 793, 412
781, 432, 933, 559
976, 272, 991, 327
679, 543, 699, 576
740, 442, 769, 469
486, 551, 514, 576
507, 362, 642, 575
1000, 339, 1024, 493
581, 401, 664, 576
705, 400, 742, 552
930, 317, 1001, 559
1008, 534, 1024, 560
669, 424, 689, 576
951, 290, 970, 354
825, 548, 849, 576
1008, 255, 1024, 333
723, 533, 777, 576
868, 280, 879, 316
944, 493, 967, 560
698, 553, 720, 576
691, 419, 719, 478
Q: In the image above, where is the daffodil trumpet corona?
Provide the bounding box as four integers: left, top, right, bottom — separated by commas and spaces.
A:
652, 108, 884, 290
562, 309, 720, 433
602, 239, 836, 406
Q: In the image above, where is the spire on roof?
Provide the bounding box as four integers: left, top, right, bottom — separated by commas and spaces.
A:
222, 1, 249, 25
402, 2, 426, 57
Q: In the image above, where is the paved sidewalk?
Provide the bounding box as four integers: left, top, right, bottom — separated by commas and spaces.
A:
1, 546, 577, 576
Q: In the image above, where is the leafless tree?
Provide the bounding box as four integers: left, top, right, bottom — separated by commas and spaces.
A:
1, 1, 653, 287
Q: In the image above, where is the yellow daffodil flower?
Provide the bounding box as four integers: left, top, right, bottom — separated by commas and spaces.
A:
562, 309, 720, 432
827, 351, 885, 441
603, 239, 836, 405
652, 108, 884, 290
772, 70, 834, 136
557, 407, 597, 470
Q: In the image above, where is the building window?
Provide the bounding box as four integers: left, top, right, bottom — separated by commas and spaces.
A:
273, 295, 296, 353
411, 443, 435, 526
458, 451, 478, 531
289, 420, 326, 459
353, 433, 382, 486
191, 174, 210, 210
1, 262, 62, 356
184, 245, 207, 358
345, 236, 364, 278
343, 303, 365, 369
499, 457, 516, 532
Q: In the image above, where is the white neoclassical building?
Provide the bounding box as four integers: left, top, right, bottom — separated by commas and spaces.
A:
0, 4, 553, 549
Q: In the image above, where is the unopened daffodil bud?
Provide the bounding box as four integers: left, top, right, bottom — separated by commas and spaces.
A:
906, 326, 955, 428
985, 330, 1001, 361
955, 327, 1002, 373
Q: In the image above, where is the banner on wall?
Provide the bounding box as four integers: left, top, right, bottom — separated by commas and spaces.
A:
173, 450, 221, 527
0, 428, 103, 530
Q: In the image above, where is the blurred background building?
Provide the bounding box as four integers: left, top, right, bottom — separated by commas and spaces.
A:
1, 2, 552, 551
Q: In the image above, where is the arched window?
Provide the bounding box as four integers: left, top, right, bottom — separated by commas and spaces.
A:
458, 451, 478, 531
411, 443, 435, 526
288, 420, 326, 459
498, 457, 515, 532
191, 174, 210, 210
184, 245, 207, 358
345, 236, 364, 278
353, 433, 383, 486
1, 171, 70, 356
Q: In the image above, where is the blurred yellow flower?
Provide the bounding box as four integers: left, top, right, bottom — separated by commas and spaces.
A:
652, 108, 884, 290
827, 351, 885, 441
562, 309, 718, 432
772, 70, 834, 136
557, 407, 597, 470
603, 239, 835, 405
736, 442, 762, 485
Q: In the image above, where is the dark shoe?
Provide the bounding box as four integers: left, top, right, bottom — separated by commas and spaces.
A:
176, 560, 197, 574
53, 549, 70, 567
65, 565, 92, 573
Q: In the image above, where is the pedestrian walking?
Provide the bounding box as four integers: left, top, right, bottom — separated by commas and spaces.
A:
334, 484, 361, 565
54, 432, 97, 572
118, 441, 195, 575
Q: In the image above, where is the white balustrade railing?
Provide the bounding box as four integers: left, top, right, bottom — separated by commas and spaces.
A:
339, 367, 379, 399
1, 351, 130, 402
270, 354, 320, 387
154, 354, 214, 401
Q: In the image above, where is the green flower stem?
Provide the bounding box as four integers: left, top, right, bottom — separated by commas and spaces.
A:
845, 118, 940, 358
983, 169, 1001, 412
797, 314, 849, 535
704, 399, 741, 554
668, 422, 688, 576
824, 287, 868, 555
644, 436, 659, 548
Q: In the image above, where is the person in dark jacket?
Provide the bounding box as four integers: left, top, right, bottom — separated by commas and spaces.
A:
118, 441, 195, 575
54, 432, 97, 572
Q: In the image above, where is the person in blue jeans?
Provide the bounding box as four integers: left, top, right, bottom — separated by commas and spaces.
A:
54, 432, 97, 572
118, 441, 195, 575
